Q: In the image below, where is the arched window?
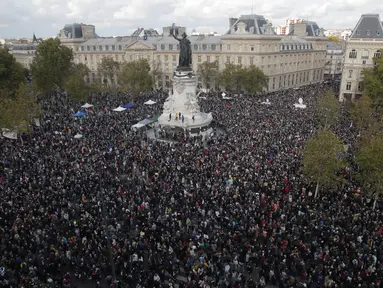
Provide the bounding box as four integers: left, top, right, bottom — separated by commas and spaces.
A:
374, 50, 382, 58
349, 49, 357, 59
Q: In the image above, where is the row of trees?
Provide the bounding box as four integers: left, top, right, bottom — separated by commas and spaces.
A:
303, 89, 383, 207
197, 61, 267, 93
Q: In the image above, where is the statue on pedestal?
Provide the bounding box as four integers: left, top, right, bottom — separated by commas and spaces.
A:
170, 25, 192, 70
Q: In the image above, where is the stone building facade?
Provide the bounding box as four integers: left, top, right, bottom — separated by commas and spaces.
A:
324, 42, 345, 81
340, 14, 383, 102
57, 15, 327, 92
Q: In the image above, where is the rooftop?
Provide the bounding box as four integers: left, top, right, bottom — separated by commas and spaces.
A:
226, 14, 276, 35
350, 14, 383, 39
287, 20, 324, 37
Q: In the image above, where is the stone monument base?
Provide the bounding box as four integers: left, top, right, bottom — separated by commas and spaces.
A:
158, 69, 213, 138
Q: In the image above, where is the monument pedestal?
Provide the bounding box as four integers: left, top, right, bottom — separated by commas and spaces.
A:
158, 69, 213, 137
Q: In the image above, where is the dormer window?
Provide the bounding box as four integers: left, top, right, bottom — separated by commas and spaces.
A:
99, 46, 102, 51
93, 46, 96, 51
366, 30, 371, 36
81, 46, 84, 51
169, 44, 173, 50
194, 44, 198, 50
118, 45, 122, 50
378, 31, 381, 36
105, 45, 109, 51
356, 31, 360, 35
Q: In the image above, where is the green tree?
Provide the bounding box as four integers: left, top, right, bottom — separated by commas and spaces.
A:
0, 46, 26, 98
0, 85, 41, 135
327, 35, 340, 42
316, 89, 341, 128
30, 38, 73, 93
303, 129, 346, 197
118, 59, 152, 97
220, 63, 244, 91
197, 61, 220, 90
151, 60, 163, 89
355, 133, 383, 209
362, 50, 383, 108
98, 56, 120, 91
349, 95, 380, 134
66, 63, 91, 102
242, 65, 268, 94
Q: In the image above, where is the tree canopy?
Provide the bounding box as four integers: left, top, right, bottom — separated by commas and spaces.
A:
349, 95, 380, 134
0, 46, 26, 98
30, 38, 73, 93
118, 59, 152, 97
97, 56, 120, 91
355, 133, 383, 207
362, 50, 383, 108
316, 89, 341, 128
65, 63, 91, 102
220, 63, 267, 93
303, 129, 345, 195
327, 35, 340, 42
197, 61, 220, 89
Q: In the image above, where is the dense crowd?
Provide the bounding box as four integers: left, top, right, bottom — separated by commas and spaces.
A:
0, 83, 382, 288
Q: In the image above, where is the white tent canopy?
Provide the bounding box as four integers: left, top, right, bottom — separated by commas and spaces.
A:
81, 103, 93, 108
131, 123, 146, 131
113, 106, 127, 112
144, 100, 156, 105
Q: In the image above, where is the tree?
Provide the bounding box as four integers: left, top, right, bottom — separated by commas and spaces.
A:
355, 133, 383, 209
220, 63, 245, 91
151, 60, 163, 89
197, 61, 220, 90
30, 38, 73, 93
349, 95, 380, 134
327, 35, 340, 42
0, 85, 41, 135
0, 46, 26, 98
97, 56, 120, 91
362, 50, 383, 108
303, 129, 346, 197
66, 63, 91, 102
316, 89, 341, 128
242, 65, 268, 94
118, 59, 152, 97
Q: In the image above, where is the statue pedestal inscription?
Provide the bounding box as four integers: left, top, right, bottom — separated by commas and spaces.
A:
158, 69, 213, 135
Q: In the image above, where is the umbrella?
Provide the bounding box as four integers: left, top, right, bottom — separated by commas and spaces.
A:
74, 134, 83, 139
81, 103, 93, 108
113, 106, 127, 112
72, 111, 86, 117
144, 100, 156, 105
123, 103, 135, 108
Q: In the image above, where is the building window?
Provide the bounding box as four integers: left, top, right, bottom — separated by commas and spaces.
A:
84, 56, 87, 61
161, 44, 165, 50
282, 45, 285, 50
169, 44, 173, 50
346, 82, 351, 90
202, 44, 207, 50
105, 46, 109, 51
226, 44, 231, 51
250, 57, 254, 65
226, 57, 230, 63
348, 70, 353, 78
118, 45, 122, 51
211, 44, 216, 50
358, 81, 364, 92
366, 30, 371, 36
349, 49, 357, 59
198, 56, 202, 62
177, 44, 180, 50
157, 55, 160, 61
164, 55, 168, 61
81, 46, 84, 51
251, 46, 254, 51
112, 45, 115, 51
207, 56, 211, 62
194, 44, 198, 50
215, 56, 219, 62
238, 57, 242, 64
99, 46, 102, 51
172, 55, 176, 62
374, 50, 382, 58
361, 50, 369, 59
378, 31, 381, 36
87, 46, 90, 51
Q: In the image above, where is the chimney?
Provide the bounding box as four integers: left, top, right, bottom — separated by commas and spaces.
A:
294, 23, 307, 37
163, 27, 170, 36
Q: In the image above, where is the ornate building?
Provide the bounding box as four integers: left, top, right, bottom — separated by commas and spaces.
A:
58, 15, 327, 91
324, 42, 345, 81
340, 14, 383, 102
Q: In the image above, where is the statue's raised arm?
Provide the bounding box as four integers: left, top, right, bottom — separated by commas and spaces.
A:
170, 29, 181, 41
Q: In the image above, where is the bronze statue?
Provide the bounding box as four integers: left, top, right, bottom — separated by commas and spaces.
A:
171, 29, 192, 70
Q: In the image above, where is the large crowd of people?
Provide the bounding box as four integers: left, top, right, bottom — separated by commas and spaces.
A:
0, 83, 382, 288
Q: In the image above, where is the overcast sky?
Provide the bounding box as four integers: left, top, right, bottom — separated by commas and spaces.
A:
0, 0, 382, 38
